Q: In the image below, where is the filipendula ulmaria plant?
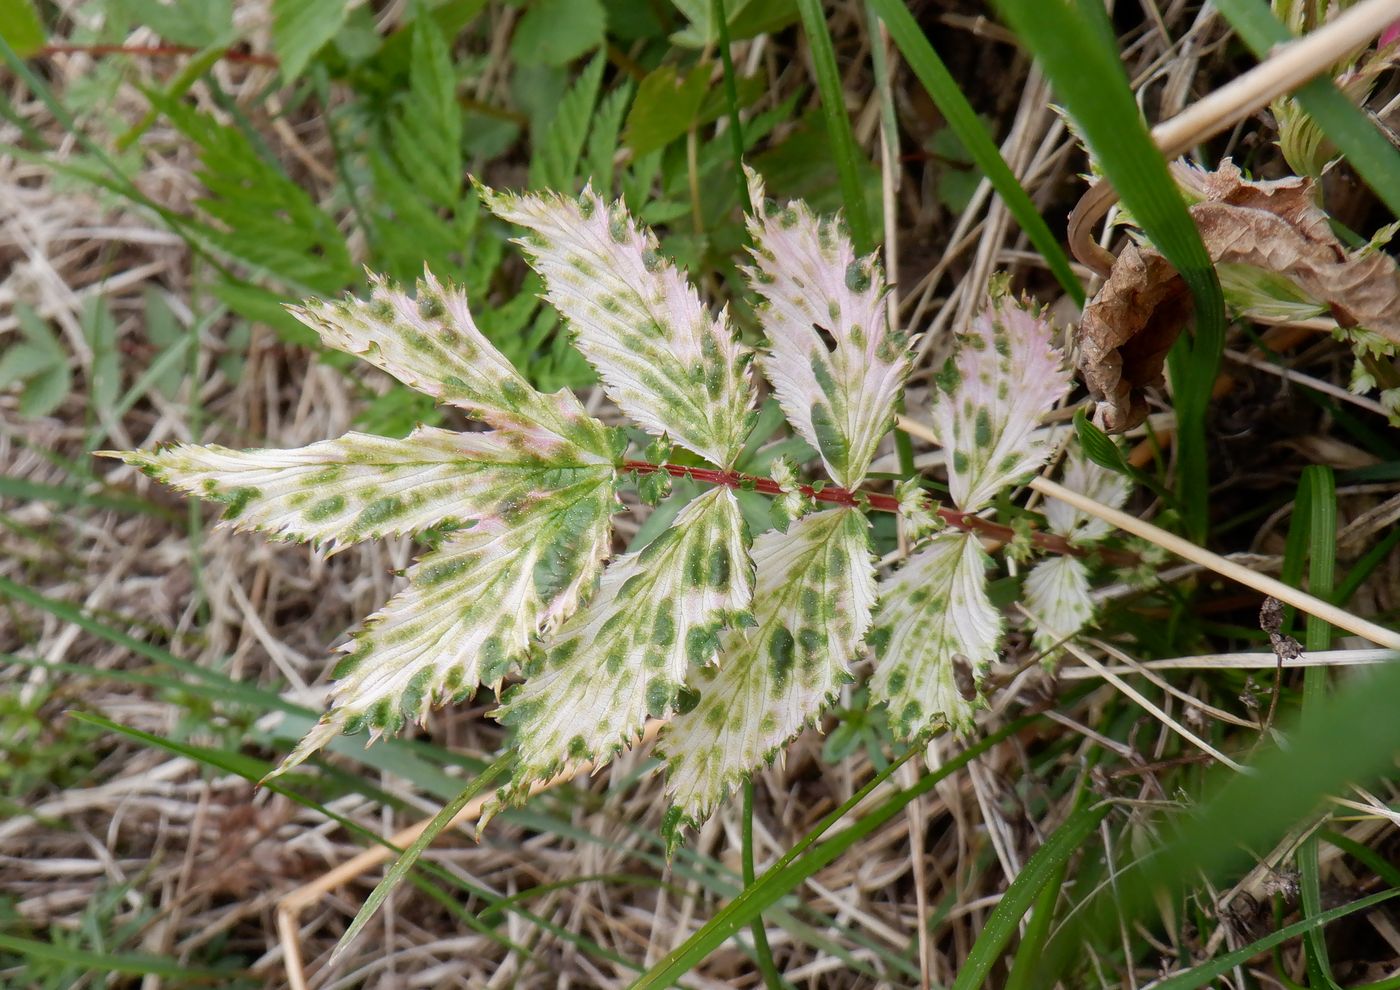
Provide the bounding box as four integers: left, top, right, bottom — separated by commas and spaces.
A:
102, 168, 1076, 845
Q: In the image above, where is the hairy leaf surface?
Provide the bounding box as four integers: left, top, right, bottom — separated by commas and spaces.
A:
744, 169, 910, 488
277, 475, 616, 773
1024, 554, 1095, 658
109, 426, 613, 548
660, 507, 875, 837
932, 295, 1071, 511
290, 271, 615, 456
482, 185, 756, 467
870, 531, 1001, 735
496, 487, 753, 794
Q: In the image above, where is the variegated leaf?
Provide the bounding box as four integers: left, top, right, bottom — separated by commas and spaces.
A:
495, 486, 753, 795
289, 270, 617, 457
660, 507, 874, 839
869, 531, 1002, 735
930, 294, 1071, 512
107, 425, 613, 549
744, 169, 910, 488
1023, 555, 1095, 658
482, 184, 756, 467
1043, 445, 1132, 543
274, 474, 615, 774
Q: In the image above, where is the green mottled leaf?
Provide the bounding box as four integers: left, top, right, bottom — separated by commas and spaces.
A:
290, 270, 615, 455
107, 425, 613, 548
929, 292, 1070, 512
496, 487, 752, 795
744, 168, 910, 488
483, 185, 756, 467
870, 531, 1001, 735
277, 473, 615, 772
1023, 554, 1094, 658
661, 507, 873, 837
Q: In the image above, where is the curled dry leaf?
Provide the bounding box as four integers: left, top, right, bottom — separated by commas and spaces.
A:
1076, 160, 1400, 431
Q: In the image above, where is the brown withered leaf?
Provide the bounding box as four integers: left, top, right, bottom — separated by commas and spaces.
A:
1077, 160, 1400, 431
1078, 243, 1193, 432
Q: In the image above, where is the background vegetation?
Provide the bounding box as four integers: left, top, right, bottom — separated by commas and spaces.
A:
2, 0, 1399, 986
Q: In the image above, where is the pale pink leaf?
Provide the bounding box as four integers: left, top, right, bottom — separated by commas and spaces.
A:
482, 185, 756, 467
929, 294, 1071, 512
494, 487, 753, 798
744, 168, 911, 487
106, 425, 613, 548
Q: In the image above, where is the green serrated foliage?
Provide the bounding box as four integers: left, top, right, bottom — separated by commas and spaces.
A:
511, 0, 606, 67
387, 13, 464, 208
624, 62, 712, 156
272, 0, 351, 82
482, 185, 756, 467
148, 93, 353, 294
496, 487, 753, 797
279, 473, 616, 773
670, 0, 798, 47
584, 80, 634, 194
530, 53, 605, 191
289, 270, 614, 454
744, 168, 910, 488
870, 530, 1001, 735
661, 507, 874, 838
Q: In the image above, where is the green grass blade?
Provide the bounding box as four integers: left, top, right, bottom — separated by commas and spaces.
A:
992, 0, 1225, 540
1151, 889, 1400, 990
742, 779, 784, 989
0, 933, 236, 982
952, 802, 1110, 990
0, 474, 175, 520
630, 717, 1034, 987
1044, 654, 1400, 980
332, 754, 512, 963
867, 0, 1084, 304
1212, 0, 1400, 220
1300, 465, 1338, 986
1002, 851, 1069, 990
795, 0, 874, 252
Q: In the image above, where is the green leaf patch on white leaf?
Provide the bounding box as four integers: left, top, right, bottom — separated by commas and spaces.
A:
274, 473, 616, 775
289, 270, 617, 458
496, 486, 753, 797
660, 507, 875, 842
106, 426, 613, 550
481, 185, 757, 468
870, 530, 1001, 736
931, 293, 1071, 512
744, 168, 911, 488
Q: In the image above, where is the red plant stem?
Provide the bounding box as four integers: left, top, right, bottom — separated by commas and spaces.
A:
622, 460, 1135, 564
36, 44, 279, 68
